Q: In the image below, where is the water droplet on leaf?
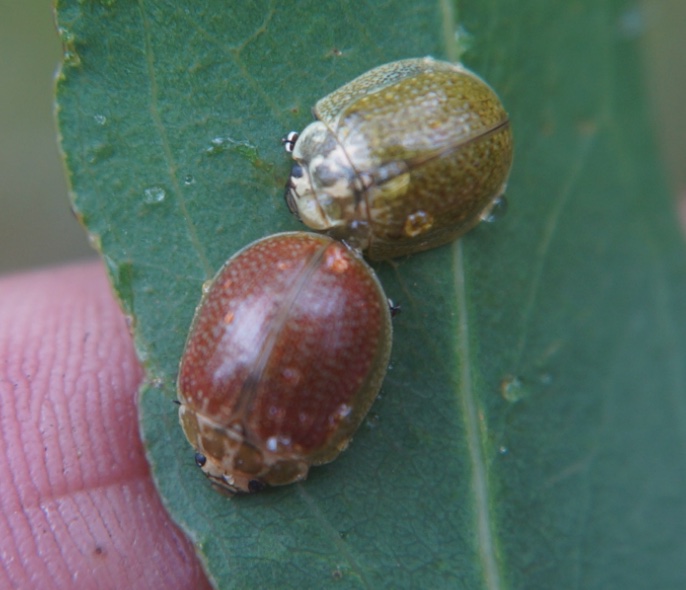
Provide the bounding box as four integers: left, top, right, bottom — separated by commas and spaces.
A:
481, 195, 508, 223
143, 186, 166, 204
500, 375, 529, 402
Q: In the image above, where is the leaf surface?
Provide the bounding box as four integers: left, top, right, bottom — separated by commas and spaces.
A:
55, 1, 686, 588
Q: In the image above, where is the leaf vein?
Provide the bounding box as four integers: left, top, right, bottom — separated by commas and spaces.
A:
138, 0, 212, 279
453, 242, 503, 590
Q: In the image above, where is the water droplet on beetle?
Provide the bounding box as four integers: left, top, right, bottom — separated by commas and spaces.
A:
184, 174, 195, 186
266, 435, 291, 452
403, 210, 434, 237
481, 194, 508, 223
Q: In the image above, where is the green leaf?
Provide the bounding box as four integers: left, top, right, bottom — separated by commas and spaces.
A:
55, 1, 686, 588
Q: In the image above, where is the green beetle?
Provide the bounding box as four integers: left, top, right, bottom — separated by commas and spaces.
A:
283, 57, 514, 260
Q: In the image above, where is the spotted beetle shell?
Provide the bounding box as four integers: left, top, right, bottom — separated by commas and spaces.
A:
177, 232, 392, 494
284, 57, 514, 259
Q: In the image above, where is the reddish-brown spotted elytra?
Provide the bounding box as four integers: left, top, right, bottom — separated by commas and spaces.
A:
177, 232, 392, 494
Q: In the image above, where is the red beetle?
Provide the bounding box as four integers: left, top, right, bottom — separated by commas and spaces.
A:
177, 232, 392, 494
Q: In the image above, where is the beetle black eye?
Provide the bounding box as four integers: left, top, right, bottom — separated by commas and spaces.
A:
290, 163, 303, 179
194, 452, 207, 467
248, 479, 266, 493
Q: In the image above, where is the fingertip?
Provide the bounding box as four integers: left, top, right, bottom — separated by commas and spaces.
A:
0, 261, 211, 589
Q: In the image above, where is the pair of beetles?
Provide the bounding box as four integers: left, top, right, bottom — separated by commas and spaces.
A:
176, 57, 514, 494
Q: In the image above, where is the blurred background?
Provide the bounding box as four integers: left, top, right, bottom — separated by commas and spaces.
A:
1, 0, 684, 274
1, 2, 92, 273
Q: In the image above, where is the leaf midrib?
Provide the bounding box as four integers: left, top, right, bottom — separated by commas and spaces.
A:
453, 241, 503, 590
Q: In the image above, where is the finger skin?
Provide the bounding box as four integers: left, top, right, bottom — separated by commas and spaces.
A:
0, 261, 212, 590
